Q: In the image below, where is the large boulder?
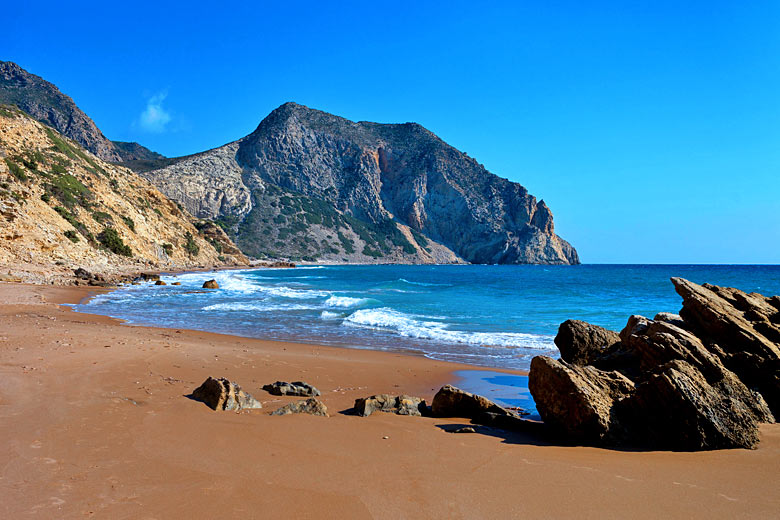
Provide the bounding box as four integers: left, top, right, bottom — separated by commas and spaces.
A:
202, 279, 219, 289
271, 398, 328, 417
528, 356, 634, 442
191, 377, 262, 411
555, 319, 620, 365
622, 360, 767, 450
354, 394, 428, 417
431, 385, 513, 418
528, 278, 779, 450
262, 381, 320, 397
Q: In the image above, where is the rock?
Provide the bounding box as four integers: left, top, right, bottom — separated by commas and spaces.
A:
202, 279, 219, 289
555, 319, 620, 365
73, 268, 106, 286
171, 281, 181, 285
262, 381, 321, 397
528, 278, 779, 450
155, 280, 167, 285
354, 394, 428, 417
529, 356, 634, 442
139, 273, 160, 281
653, 312, 687, 328
622, 360, 765, 450
431, 385, 513, 418
672, 277, 780, 415
271, 398, 328, 417
191, 377, 262, 411
452, 426, 476, 434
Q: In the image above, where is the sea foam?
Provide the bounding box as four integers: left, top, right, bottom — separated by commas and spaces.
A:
343, 307, 555, 349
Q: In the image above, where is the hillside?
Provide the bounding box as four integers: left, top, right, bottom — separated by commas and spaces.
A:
0, 105, 247, 284
144, 102, 579, 265
0, 61, 161, 163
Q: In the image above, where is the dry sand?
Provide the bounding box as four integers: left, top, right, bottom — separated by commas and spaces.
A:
0, 283, 777, 519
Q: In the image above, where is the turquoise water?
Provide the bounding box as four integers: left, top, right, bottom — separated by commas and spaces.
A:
75, 264, 780, 371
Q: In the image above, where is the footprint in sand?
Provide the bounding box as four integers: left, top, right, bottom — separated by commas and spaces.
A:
30, 440, 42, 449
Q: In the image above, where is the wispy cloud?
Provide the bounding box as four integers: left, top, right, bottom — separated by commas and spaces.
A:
138, 91, 171, 133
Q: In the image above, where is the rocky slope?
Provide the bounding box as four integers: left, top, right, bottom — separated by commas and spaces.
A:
0, 105, 247, 284
0, 61, 160, 163
143, 102, 579, 264
528, 278, 779, 450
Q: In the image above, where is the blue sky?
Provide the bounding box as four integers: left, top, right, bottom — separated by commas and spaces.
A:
3, 1, 778, 263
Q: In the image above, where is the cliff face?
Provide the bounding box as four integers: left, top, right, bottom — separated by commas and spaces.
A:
145, 102, 578, 264
0, 105, 247, 284
0, 61, 161, 163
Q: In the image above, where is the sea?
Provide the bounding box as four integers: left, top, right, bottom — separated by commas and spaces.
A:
73, 264, 780, 416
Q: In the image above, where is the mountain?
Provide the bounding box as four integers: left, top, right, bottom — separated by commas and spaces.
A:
0, 61, 161, 163
0, 104, 247, 284
143, 102, 579, 265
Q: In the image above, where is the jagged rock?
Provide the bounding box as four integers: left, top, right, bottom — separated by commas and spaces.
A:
155, 280, 167, 286
431, 385, 514, 418
354, 394, 428, 417
271, 398, 328, 417
202, 279, 219, 289
672, 277, 780, 415
528, 278, 779, 450
191, 377, 262, 411
262, 381, 320, 397
555, 319, 620, 365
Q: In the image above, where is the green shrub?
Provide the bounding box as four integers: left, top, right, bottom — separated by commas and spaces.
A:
92, 211, 112, 224
4, 158, 27, 182
122, 215, 136, 232
183, 231, 199, 257
97, 227, 132, 256
64, 230, 80, 243
48, 174, 91, 209
337, 231, 355, 254
162, 243, 173, 255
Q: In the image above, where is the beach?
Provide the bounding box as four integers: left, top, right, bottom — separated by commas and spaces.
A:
1, 282, 778, 519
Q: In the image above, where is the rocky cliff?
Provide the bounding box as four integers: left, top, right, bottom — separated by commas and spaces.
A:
0, 105, 247, 284
0, 61, 161, 163
144, 102, 579, 264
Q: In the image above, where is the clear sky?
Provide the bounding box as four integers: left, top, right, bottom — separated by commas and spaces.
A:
3, 1, 778, 264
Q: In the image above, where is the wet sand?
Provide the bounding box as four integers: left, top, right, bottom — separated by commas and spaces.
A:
0, 283, 777, 519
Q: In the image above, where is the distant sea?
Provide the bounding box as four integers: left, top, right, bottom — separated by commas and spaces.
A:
74, 264, 780, 372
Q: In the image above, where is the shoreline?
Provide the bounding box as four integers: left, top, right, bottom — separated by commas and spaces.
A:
1, 282, 778, 518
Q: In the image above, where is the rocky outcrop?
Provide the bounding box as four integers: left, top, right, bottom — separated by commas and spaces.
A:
353, 394, 428, 417
431, 384, 515, 418
191, 377, 262, 411
143, 102, 578, 265
271, 398, 328, 417
202, 280, 219, 289
528, 278, 778, 450
0, 108, 247, 284
0, 61, 160, 162
263, 381, 321, 397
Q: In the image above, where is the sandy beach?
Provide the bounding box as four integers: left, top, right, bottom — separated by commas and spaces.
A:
0, 282, 778, 519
